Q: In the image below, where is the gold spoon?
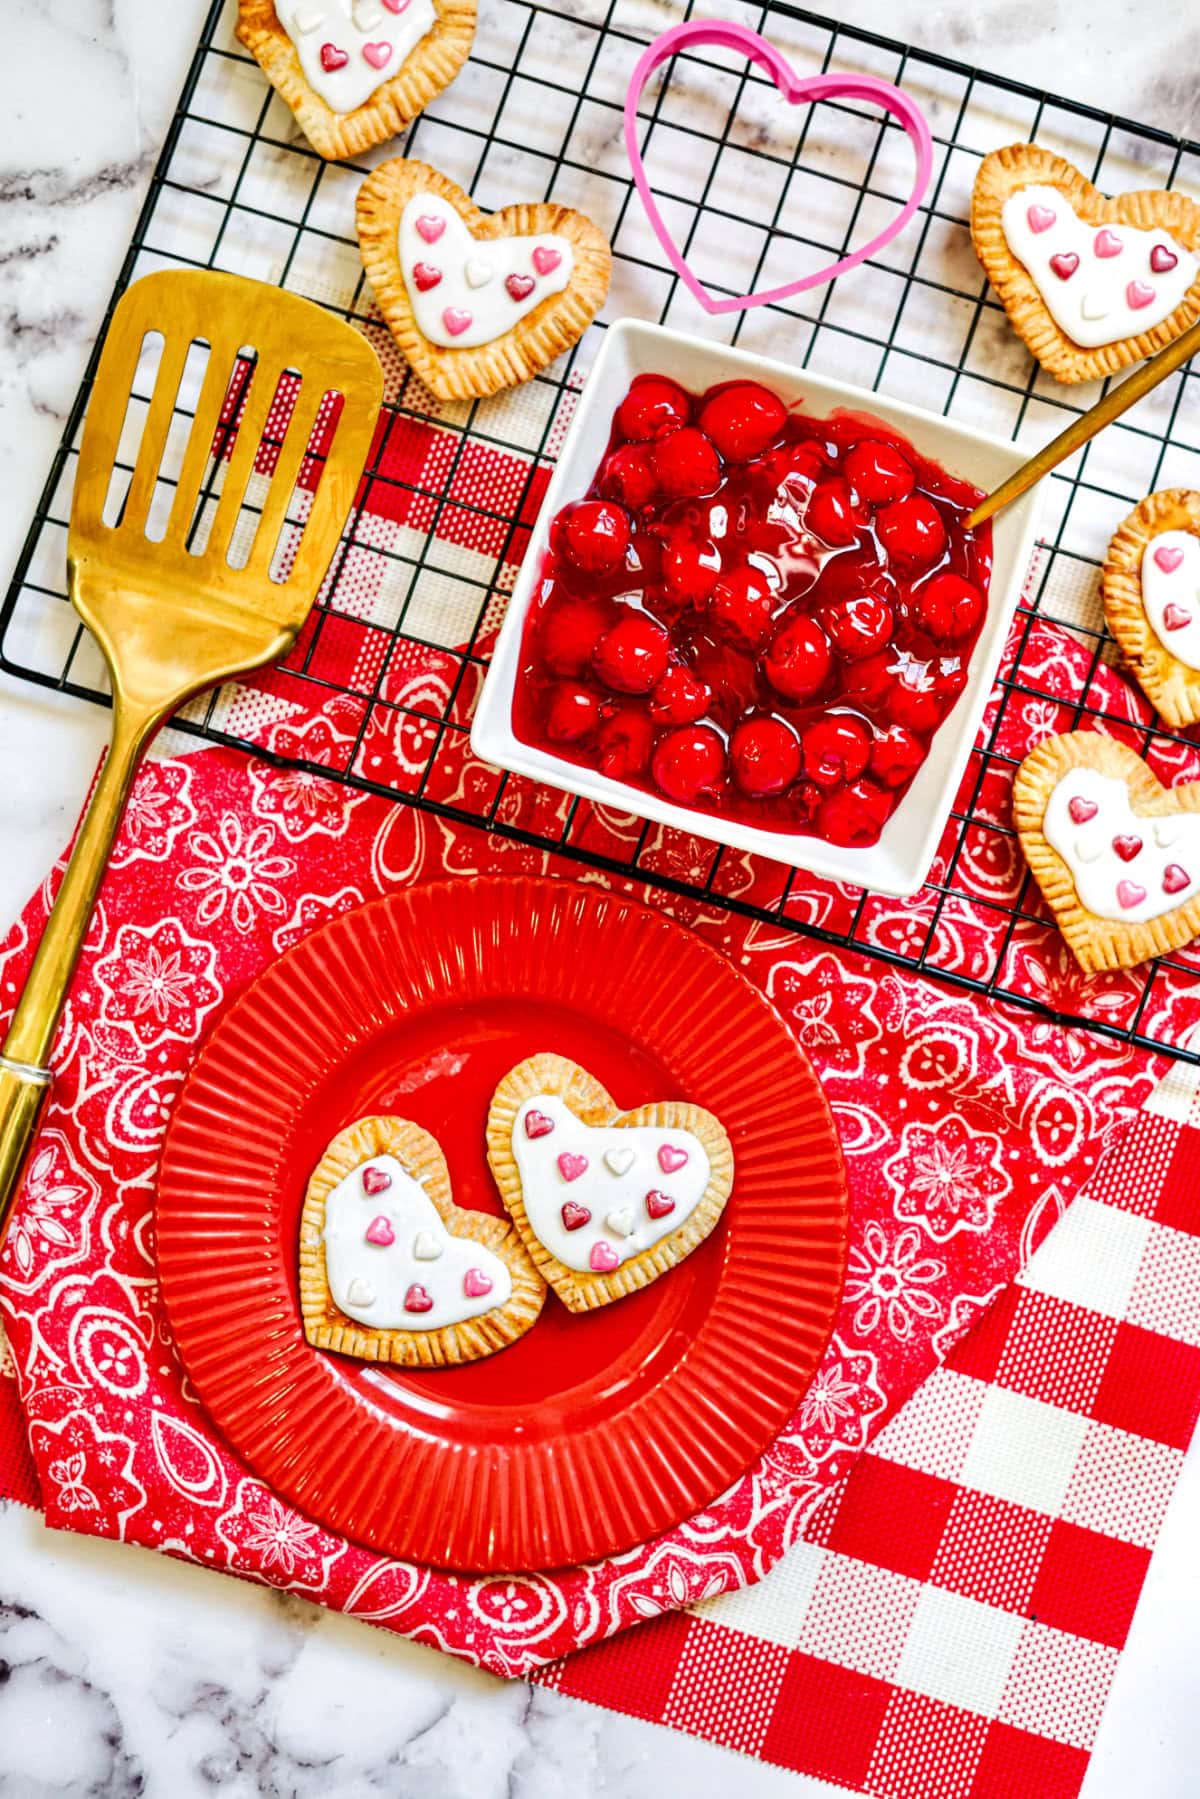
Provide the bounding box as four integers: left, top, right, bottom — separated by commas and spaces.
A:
0, 268, 382, 1231
967, 316, 1200, 529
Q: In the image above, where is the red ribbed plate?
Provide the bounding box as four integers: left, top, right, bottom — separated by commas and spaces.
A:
156, 877, 848, 1571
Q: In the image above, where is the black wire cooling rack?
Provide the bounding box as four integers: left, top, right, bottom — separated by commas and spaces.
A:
7, 0, 1200, 1061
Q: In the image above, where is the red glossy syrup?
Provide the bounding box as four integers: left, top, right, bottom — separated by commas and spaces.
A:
512, 375, 993, 848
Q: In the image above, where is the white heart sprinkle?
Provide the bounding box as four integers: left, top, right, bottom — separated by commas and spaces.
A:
606, 1207, 636, 1237
604, 1146, 635, 1176
465, 258, 495, 289
293, 5, 325, 31
1154, 818, 1184, 848
413, 1230, 443, 1261
1080, 292, 1110, 321
352, 0, 384, 26
1074, 833, 1107, 863
346, 1277, 376, 1306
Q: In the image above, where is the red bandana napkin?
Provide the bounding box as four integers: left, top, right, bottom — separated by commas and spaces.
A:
0, 734, 1167, 1680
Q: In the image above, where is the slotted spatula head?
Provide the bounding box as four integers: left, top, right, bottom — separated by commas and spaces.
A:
69, 268, 383, 715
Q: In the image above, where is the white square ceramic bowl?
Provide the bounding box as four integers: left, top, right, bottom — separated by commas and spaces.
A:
471, 319, 1042, 897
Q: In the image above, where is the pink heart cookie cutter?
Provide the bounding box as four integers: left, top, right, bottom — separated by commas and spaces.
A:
624, 19, 934, 316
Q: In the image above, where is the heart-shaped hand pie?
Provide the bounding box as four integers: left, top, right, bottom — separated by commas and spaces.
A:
971, 145, 1200, 384
1103, 489, 1200, 729
300, 1115, 544, 1364
1014, 731, 1200, 971
356, 158, 612, 400
486, 1053, 734, 1312
237, 0, 475, 162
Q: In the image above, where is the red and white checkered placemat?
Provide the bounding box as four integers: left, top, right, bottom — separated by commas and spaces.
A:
538, 1065, 1200, 1797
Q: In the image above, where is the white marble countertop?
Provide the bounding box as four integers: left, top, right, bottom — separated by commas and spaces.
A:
2, 1, 1200, 1793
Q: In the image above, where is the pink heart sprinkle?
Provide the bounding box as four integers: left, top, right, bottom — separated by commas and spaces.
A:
1116, 879, 1146, 910
1164, 603, 1193, 632
657, 1144, 688, 1174
1049, 251, 1079, 281
1127, 281, 1156, 310
1026, 204, 1056, 234
463, 1268, 493, 1299
410, 261, 442, 291
382, 0, 410, 10
1113, 835, 1143, 863
363, 41, 393, 69
1094, 228, 1124, 258
524, 1109, 555, 1139
561, 1200, 591, 1231
1151, 244, 1179, 274
558, 1151, 588, 1182
415, 214, 445, 243
532, 246, 562, 276
442, 307, 473, 337
645, 1190, 676, 1220
1154, 544, 1186, 573
365, 1215, 394, 1247
589, 1240, 620, 1273
404, 1283, 434, 1313
1068, 796, 1099, 825
1164, 864, 1191, 895
319, 42, 348, 72
505, 273, 535, 301
361, 1166, 392, 1196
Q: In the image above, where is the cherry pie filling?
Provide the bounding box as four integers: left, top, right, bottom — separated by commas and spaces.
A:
512, 375, 993, 848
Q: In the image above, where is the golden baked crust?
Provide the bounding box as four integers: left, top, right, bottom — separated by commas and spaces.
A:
1103, 489, 1200, 729
971, 144, 1200, 384
299, 1114, 544, 1365
356, 158, 612, 400
236, 0, 475, 162
1013, 731, 1200, 972
486, 1053, 734, 1314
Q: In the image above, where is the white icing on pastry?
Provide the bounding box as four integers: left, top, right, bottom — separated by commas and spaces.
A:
1140, 529, 1200, 670
398, 195, 574, 350
323, 1154, 511, 1329
1043, 768, 1200, 923
276, 0, 436, 116
1001, 184, 1197, 349
510, 1095, 710, 1275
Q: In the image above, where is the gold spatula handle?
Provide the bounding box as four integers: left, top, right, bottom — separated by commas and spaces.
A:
0, 704, 153, 1237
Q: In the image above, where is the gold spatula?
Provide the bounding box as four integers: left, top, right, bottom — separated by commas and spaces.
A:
0, 268, 382, 1231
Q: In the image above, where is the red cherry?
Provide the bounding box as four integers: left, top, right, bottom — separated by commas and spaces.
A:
884, 653, 940, 732
816, 778, 894, 848
651, 663, 710, 725
562, 499, 631, 573
545, 682, 601, 742
709, 565, 775, 648
876, 494, 947, 572
592, 612, 670, 694
698, 382, 787, 462
764, 613, 832, 703
540, 598, 609, 676
651, 726, 726, 803
824, 592, 894, 660
843, 440, 915, 506
840, 650, 896, 712
597, 705, 654, 778
730, 716, 802, 798
652, 427, 722, 499
663, 534, 721, 604
869, 723, 925, 788
806, 477, 863, 547
616, 375, 691, 442
914, 570, 985, 642
601, 444, 657, 511
801, 713, 871, 787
